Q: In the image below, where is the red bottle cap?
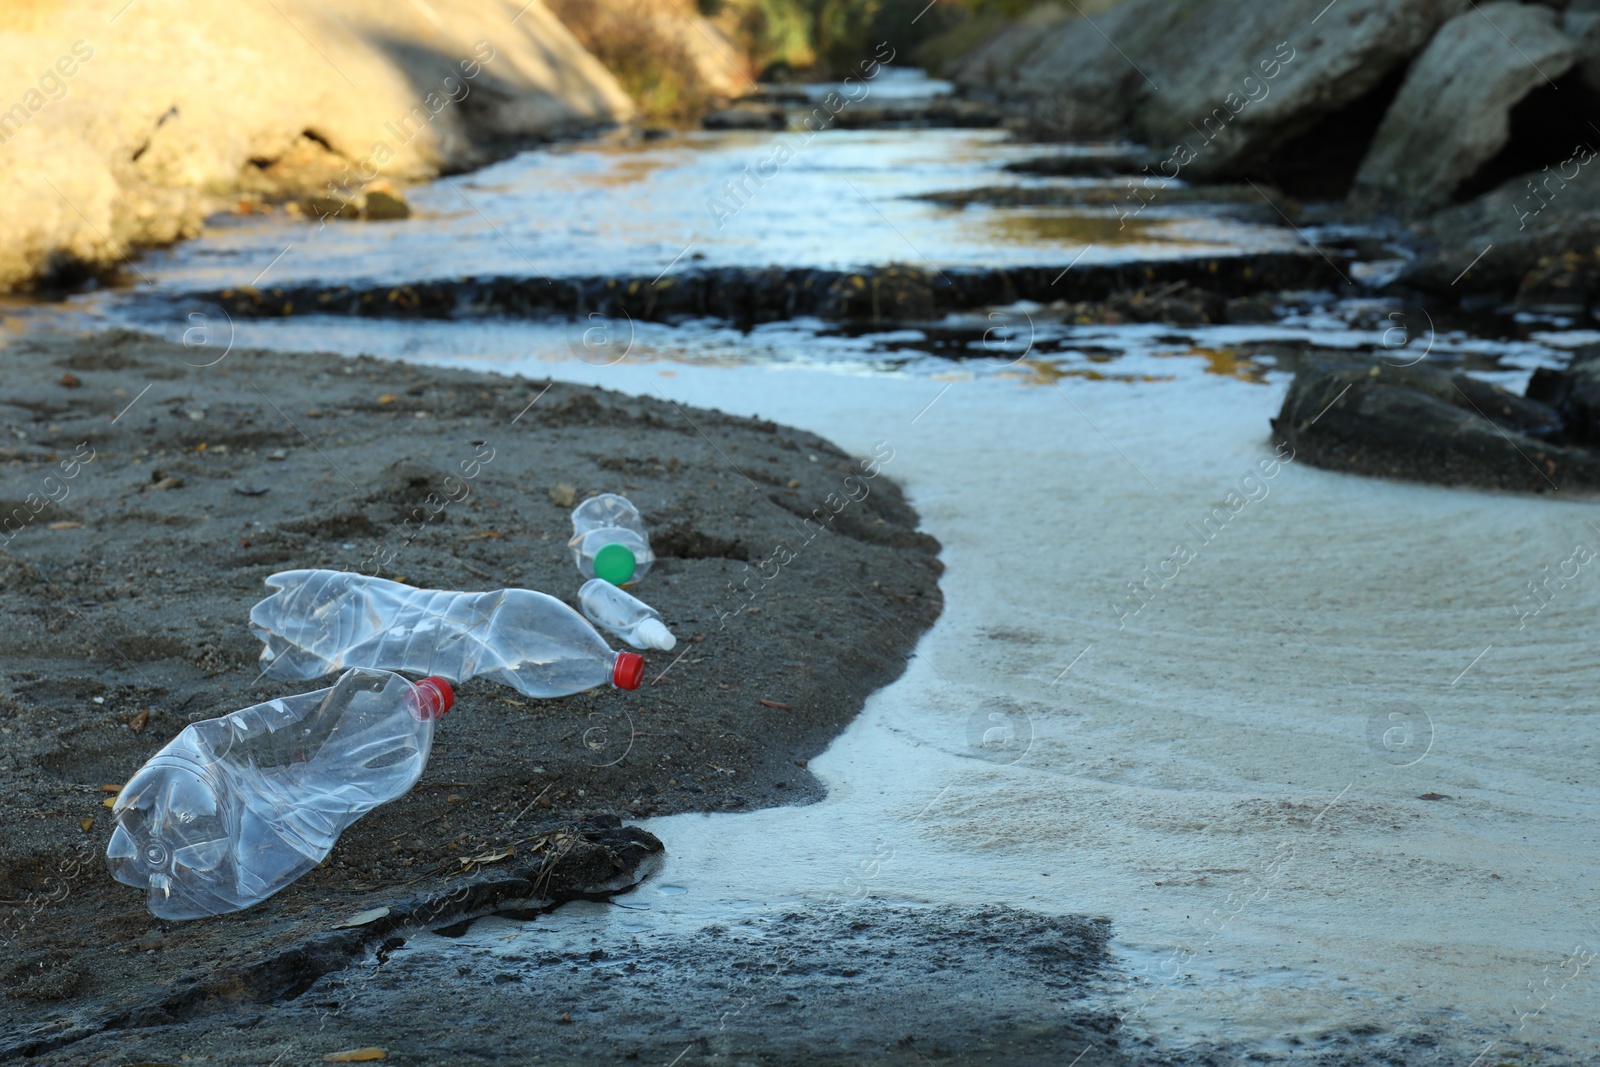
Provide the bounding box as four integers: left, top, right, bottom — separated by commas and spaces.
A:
413, 676, 455, 720
613, 651, 645, 691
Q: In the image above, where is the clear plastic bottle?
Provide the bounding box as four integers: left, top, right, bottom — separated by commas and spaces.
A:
106, 669, 453, 920
249, 570, 646, 695
579, 578, 676, 651
570, 493, 655, 586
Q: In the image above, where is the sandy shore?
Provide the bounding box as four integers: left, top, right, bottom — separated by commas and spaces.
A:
0, 328, 942, 1060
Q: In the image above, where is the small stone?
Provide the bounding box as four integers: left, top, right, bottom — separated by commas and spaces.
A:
267, 448, 288, 461
59, 372, 81, 388
234, 485, 270, 496
363, 187, 412, 221
303, 195, 359, 221
138, 930, 166, 952
549, 482, 577, 507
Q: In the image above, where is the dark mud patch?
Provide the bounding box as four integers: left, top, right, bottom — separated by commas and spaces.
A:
38, 902, 1135, 1066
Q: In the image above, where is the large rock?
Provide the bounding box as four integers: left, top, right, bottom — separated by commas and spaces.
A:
944, 1, 1154, 136
950, 0, 1467, 176
1527, 344, 1600, 446
1272, 355, 1600, 493
1353, 3, 1576, 210
1132, 0, 1467, 177
0, 0, 634, 291
1401, 163, 1600, 299
1566, 2, 1600, 93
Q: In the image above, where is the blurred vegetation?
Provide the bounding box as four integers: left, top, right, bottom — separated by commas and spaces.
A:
711, 0, 1132, 78
705, 0, 1076, 76
546, 0, 718, 119
548, 0, 1113, 115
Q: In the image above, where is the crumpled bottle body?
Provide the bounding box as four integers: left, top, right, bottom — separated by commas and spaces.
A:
250, 569, 631, 696
106, 669, 438, 919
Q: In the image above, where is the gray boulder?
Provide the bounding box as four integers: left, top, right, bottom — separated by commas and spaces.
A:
1565, 5, 1600, 92
950, 0, 1468, 178
1401, 161, 1600, 298
1133, 0, 1466, 178
946, 0, 1188, 137
1272, 355, 1600, 493
1353, 2, 1576, 210
1527, 345, 1600, 446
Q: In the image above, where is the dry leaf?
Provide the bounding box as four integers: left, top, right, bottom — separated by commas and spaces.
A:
548, 482, 577, 507
80, 817, 94, 833
758, 699, 794, 710
48, 521, 83, 530
102, 784, 122, 792
129, 709, 150, 732
377, 394, 396, 404
323, 1049, 386, 1063
59, 372, 82, 388
459, 847, 514, 868
333, 906, 390, 929
102, 797, 116, 808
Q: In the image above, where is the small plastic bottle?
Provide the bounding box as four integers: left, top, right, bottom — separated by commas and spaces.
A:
249, 570, 646, 696
570, 493, 655, 586
579, 578, 676, 651
106, 669, 453, 920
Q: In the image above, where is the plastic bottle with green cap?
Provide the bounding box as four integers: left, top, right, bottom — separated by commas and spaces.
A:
569, 493, 655, 586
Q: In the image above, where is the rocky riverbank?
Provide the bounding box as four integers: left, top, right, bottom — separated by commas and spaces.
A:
0, 328, 943, 1060
948, 0, 1600, 306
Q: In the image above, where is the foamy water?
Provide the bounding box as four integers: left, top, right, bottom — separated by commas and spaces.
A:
529, 351, 1600, 1060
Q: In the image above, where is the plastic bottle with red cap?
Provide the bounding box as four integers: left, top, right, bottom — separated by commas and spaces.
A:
106, 668, 454, 919
248, 570, 645, 696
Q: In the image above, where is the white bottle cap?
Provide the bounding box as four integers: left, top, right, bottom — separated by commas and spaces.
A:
637, 619, 676, 651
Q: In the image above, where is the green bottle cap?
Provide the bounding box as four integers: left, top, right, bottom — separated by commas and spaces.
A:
593, 542, 637, 585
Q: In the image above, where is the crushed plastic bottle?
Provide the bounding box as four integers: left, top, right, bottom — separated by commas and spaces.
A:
579, 577, 676, 651
106, 668, 453, 920
249, 570, 646, 695
570, 493, 654, 586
